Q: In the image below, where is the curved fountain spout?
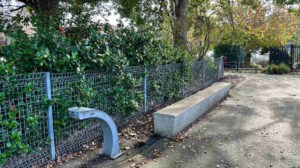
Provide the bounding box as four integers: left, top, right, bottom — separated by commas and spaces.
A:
68, 107, 124, 159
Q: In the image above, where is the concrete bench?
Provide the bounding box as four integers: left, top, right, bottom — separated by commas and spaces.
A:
154, 82, 232, 138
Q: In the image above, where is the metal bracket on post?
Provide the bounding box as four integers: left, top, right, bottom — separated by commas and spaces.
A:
44, 72, 56, 160
144, 66, 147, 113
68, 107, 124, 159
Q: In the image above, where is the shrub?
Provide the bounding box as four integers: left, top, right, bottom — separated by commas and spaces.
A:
267, 64, 278, 74
257, 65, 263, 70
278, 63, 291, 74
213, 43, 245, 62
266, 63, 290, 74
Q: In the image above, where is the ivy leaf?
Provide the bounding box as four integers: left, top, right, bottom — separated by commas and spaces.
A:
0, 92, 4, 101
24, 83, 33, 93
6, 143, 12, 148
0, 153, 7, 165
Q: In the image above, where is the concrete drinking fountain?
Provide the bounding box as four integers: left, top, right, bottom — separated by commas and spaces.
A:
68, 107, 124, 159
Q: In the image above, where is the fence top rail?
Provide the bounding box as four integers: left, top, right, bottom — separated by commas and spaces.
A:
1, 59, 223, 78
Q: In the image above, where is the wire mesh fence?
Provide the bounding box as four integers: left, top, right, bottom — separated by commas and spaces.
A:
0, 57, 224, 168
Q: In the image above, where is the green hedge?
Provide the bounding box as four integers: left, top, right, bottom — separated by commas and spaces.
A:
213, 43, 245, 62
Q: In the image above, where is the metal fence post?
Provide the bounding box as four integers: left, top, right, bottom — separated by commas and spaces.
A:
45, 72, 56, 160
202, 61, 205, 88
144, 66, 147, 113
291, 44, 294, 70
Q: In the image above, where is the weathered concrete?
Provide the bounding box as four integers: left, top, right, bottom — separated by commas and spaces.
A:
139, 73, 300, 168
154, 82, 232, 138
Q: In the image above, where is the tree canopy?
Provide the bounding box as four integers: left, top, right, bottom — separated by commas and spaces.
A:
0, 0, 299, 64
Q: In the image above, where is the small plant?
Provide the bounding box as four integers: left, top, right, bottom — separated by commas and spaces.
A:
266, 63, 290, 74
278, 63, 291, 74
267, 64, 279, 74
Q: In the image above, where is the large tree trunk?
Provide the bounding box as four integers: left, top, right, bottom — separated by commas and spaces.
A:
169, 0, 189, 49
38, 0, 59, 16
19, 0, 59, 16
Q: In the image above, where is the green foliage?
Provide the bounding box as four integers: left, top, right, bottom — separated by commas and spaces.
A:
204, 57, 216, 68
1, 108, 30, 163
152, 71, 182, 103
0, 23, 182, 74
0, 76, 44, 165
0, 2, 196, 165
278, 63, 291, 74
107, 73, 143, 115
267, 64, 279, 74
214, 43, 245, 62
266, 63, 291, 74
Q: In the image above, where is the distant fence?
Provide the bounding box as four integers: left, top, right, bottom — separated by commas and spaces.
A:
224, 61, 259, 73
0, 57, 224, 168
270, 44, 300, 70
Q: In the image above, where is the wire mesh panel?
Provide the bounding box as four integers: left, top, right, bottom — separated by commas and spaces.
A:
204, 59, 219, 87
50, 69, 144, 157
292, 45, 300, 69
1, 58, 224, 168
184, 61, 203, 96
147, 63, 183, 111
0, 73, 49, 166
51, 72, 91, 143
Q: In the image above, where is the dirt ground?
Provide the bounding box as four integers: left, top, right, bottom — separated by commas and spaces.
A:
56, 73, 300, 168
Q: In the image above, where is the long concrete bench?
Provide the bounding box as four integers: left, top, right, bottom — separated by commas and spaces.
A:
154, 82, 232, 138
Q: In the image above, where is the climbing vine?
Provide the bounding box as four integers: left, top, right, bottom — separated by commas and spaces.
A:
0, 74, 43, 164
0, 10, 197, 165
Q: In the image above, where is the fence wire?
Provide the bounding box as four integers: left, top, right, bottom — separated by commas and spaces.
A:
1, 58, 223, 168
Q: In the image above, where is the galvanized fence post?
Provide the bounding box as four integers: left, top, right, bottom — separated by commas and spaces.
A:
182, 64, 185, 97
44, 72, 56, 160
291, 44, 294, 70
144, 66, 147, 113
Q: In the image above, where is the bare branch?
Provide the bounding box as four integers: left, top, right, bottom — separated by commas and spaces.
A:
10, 5, 27, 12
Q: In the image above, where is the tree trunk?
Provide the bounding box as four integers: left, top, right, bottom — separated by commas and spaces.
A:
19, 0, 59, 16
245, 52, 251, 66
38, 0, 59, 16
170, 0, 189, 49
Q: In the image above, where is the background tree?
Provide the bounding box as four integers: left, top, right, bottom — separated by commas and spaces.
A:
112, 0, 190, 49
211, 0, 298, 64
169, 0, 189, 49
275, 0, 300, 15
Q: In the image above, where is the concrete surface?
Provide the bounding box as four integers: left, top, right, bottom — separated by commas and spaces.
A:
154, 82, 231, 138
139, 73, 300, 168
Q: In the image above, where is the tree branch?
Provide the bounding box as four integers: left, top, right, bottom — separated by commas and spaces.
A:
10, 5, 27, 12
